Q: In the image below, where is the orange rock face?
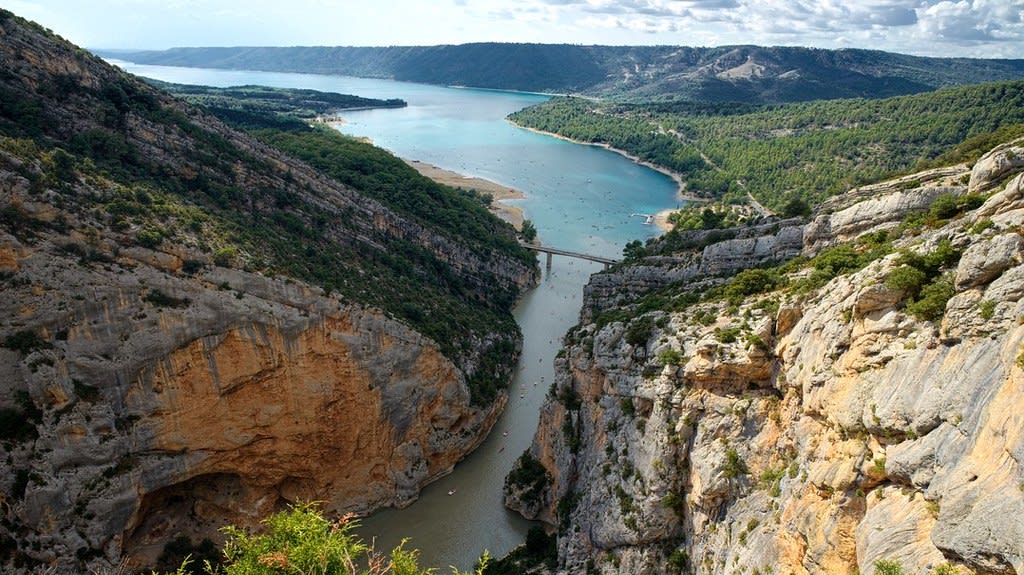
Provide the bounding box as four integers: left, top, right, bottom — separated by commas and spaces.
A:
118, 310, 502, 564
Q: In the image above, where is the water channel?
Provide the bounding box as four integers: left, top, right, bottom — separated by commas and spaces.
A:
111, 61, 682, 570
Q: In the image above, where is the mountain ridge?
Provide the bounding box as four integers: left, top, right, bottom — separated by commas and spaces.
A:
101, 43, 1024, 103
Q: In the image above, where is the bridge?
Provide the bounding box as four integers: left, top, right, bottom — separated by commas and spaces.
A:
519, 241, 620, 269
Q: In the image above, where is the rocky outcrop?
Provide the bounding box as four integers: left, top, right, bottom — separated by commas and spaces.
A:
0, 238, 506, 569
584, 219, 804, 320
509, 142, 1024, 575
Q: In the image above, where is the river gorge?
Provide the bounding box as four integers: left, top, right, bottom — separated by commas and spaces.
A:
108, 61, 681, 570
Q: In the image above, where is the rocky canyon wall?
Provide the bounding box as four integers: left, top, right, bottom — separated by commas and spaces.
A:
508, 140, 1024, 575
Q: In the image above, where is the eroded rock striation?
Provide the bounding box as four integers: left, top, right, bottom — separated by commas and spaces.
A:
507, 139, 1024, 575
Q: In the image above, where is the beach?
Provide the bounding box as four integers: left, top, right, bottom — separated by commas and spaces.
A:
405, 160, 526, 229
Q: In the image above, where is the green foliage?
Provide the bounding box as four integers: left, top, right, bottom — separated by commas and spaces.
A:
519, 219, 537, 243
657, 348, 686, 366
252, 128, 528, 266
510, 81, 1024, 209
667, 549, 690, 575
886, 240, 962, 321
622, 239, 645, 261
919, 123, 1024, 169
505, 451, 551, 503
725, 268, 781, 306
905, 273, 955, 322
136, 227, 164, 249
152, 81, 406, 128
625, 315, 655, 348
979, 299, 996, 320
723, 448, 749, 479
885, 266, 928, 298
715, 327, 741, 344
178, 502, 466, 575
556, 490, 581, 532
0, 25, 532, 410
874, 560, 906, 575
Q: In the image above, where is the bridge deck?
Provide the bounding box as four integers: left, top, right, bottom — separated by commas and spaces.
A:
519, 242, 620, 265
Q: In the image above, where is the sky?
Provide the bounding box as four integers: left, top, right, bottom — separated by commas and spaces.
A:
6, 0, 1024, 58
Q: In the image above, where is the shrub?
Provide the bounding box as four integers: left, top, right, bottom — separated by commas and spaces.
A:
213, 245, 238, 267
905, 273, 955, 321
885, 265, 927, 298
723, 448, 749, 479
979, 299, 996, 320
715, 326, 741, 344
657, 348, 686, 366
725, 268, 780, 306
625, 315, 655, 348
136, 227, 164, 249
874, 560, 906, 575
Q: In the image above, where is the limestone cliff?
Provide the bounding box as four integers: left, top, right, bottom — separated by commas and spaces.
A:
0, 10, 536, 573
507, 139, 1024, 575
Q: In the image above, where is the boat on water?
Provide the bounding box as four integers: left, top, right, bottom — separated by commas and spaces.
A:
447, 488, 457, 496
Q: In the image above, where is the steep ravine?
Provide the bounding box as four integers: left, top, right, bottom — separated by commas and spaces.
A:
0, 10, 535, 573
507, 139, 1024, 575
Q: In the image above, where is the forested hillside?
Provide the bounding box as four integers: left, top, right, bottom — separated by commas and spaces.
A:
509, 81, 1024, 210
105, 44, 1024, 103
148, 80, 406, 128
0, 9, 533, 403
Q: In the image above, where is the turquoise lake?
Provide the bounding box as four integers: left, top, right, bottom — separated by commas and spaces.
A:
111, 60, 681, 570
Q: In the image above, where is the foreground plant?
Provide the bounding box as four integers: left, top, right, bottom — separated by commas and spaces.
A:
159, 502, 489, 575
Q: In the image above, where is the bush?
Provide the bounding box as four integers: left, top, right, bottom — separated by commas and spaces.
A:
905, 273, 955, 321
137, 228, 164, 249
874, 560, 906, 575
723, 447, 749, 479
625, 315, 654, 348
885, 265, 927, 298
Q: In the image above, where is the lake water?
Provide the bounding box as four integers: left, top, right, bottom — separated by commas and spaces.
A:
111, 61, 681, 570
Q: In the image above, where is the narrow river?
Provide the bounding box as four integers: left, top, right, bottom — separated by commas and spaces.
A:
111, 61, 681, 570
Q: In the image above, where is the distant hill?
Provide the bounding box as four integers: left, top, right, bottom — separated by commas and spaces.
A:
103, 44, 1024, 103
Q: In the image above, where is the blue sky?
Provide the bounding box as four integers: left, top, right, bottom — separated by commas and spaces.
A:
7, 0, 1024, 58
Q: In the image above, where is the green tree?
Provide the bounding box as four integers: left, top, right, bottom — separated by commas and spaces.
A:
519, 219, 537, 243
623, 239, 645, 261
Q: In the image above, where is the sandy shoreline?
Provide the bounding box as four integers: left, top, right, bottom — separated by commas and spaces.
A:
404, 160, 526, 229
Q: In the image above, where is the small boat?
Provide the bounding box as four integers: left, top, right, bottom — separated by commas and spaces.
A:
447, 489, 457, 496
498, 447, 505, 453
